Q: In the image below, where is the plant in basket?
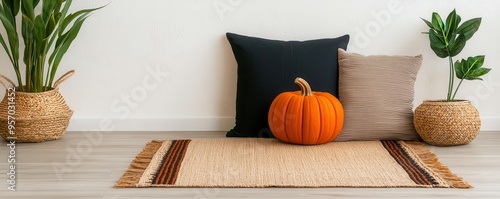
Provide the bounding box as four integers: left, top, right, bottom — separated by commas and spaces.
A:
0, 0, 104, 142
414, 9, 491, 146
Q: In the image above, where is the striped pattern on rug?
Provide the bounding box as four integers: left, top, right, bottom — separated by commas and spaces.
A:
115, 138, 471, 188
381, 140, 438, 186
152, 140, 191, 185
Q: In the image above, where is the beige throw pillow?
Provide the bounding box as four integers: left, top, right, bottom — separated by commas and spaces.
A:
336, 49, 422, 141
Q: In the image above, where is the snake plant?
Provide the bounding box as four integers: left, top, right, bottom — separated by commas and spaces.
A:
422, 9, 491, 102
0, 0, 103, 92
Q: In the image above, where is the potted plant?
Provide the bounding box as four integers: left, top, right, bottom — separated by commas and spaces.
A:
414, 9, 491, 146
0, 0, 103, 142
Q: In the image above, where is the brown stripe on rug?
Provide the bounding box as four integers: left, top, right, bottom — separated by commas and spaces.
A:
381, 140, 437, 186
115, 138, 471, 188
152, 140, 191, 185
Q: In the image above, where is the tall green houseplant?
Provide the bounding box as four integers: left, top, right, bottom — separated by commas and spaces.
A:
0, 0, 103, 92
421, 9, 491, 102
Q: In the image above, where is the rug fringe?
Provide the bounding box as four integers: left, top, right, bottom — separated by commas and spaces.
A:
114, 140, 164, 188
404, 141, 472, 189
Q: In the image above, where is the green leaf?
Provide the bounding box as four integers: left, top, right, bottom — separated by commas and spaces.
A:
21, 13, 33, 53
429, 30, 446, 48
429, 30, 448, 58
54, 0, 63, 13
430, 46, 448, 58
454, 60, 465, 78
53, 12, 61, 22
470, 55, 485, 71
47, 14, 56, 35
0, 32, 14, 64
34, 15, 46, 52
448, 34, 466, 57
421, 18, 433, 29
2, 1, 17, 28
445, 9, 460, 42
50, 3, 105, 64
57, 0, 73, 35
42, 0, 57, 25
430, 45, 448, 58
455, 56, 490, 80
49, 30, 67, 64
0, 10, 19, 64
3, 0, 21, 15
445, 10, 456, 34
468, 68, 491, 79
59, 5, 105, 36
457, 18, 481, 41
49, 14, 90, 86
431, 12, 445, 31
21, 0, 35, 20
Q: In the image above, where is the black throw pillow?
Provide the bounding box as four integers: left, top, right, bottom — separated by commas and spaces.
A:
226, 33, 350, 137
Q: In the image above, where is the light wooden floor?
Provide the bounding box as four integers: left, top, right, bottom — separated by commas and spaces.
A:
0, 131, 499, 199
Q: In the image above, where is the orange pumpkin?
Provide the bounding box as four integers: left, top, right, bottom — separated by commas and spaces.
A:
268, 77, 344, 145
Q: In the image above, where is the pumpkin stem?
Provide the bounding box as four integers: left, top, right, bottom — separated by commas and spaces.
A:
294, 77, 313, 96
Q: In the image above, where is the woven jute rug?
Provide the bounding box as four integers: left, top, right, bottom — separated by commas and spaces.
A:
115, 138, 471, 188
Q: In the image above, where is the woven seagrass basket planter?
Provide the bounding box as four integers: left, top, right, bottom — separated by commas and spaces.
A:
0, 71, 74, 143
413, 100, 481, 146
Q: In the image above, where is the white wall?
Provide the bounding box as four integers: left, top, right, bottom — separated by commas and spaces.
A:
1, 0, 499, 132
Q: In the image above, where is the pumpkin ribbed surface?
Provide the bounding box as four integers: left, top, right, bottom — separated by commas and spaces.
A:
268, 78, 344, 145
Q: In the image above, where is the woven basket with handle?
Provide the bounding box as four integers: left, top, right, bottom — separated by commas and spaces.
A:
0, 70, 74, 143
413, 100, 481, 146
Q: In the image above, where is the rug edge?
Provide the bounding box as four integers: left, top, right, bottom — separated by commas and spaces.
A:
114, 140, 164, 188
403, 141, 473, 189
